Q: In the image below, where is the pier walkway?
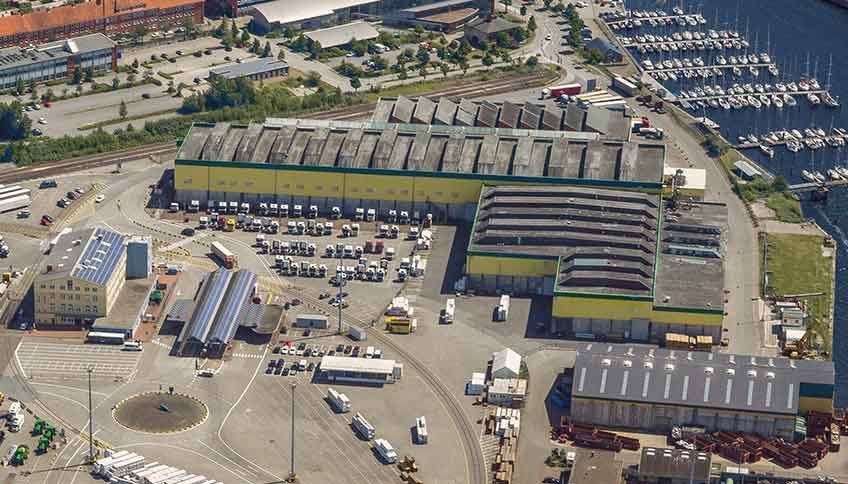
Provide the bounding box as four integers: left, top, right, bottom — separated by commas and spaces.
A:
645, 62, 775, 74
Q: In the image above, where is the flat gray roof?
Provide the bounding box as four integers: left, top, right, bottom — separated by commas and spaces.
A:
373, 97, 633, 140
304, 21, 379, 49
569, 449, 622, 484
208, 58, 288, 80
655, 202, 726, 311
92, 276, 156, 332
471, 185, 660, 297
0, 33, 115, 73
177, 119, 665, 187
571, 343, 834, 415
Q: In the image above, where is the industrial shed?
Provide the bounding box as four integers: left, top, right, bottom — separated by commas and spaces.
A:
467, 185, 727, 338
569, 343, 835, 438
174, 118, 665, 223
178, 269, 264, 357
491, 347, 521, 379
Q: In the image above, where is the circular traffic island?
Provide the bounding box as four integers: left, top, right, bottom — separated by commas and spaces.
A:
113, 392, 208, 434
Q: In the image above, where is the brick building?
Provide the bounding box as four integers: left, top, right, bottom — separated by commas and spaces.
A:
0, 0, 204, 48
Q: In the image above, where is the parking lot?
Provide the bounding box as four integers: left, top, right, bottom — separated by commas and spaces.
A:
16, 340, 142, 380
0, 176, 102, 230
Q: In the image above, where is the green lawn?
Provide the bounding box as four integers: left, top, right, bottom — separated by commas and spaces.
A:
765, 233, 833, 355
766, 192, 804, 223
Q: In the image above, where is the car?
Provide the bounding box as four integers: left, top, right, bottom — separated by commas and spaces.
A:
175, 50, 183, 55
75, 187, 85, 194
38, 117, 46, 124
265, 366, 273, 374
344, 345, 352, 354
297, 342, 306, 351
273, 366, 282, 375
204, 49, 212, 55
33, 103, 41, 110
17, 210, 30, 219
290, 370, 297, 377
307, 362, 315, 372
182, 227, 196, 236
169, 58, 176, 63
303, 329, 311, 337
336, 344, 344, 352
352, 346, 360, 357
282, 367, 290, 376
328, 350, 335, 356
346, 52, 355, 57
273, 346, 281, 354
193, 51, 202, 57
39, 180, 57, 189
25, 105, 32, 111
142, 93, 151, 99
95, 194, 105, 203
291, 298, 302, 306
57, 198, 69, 208
31, 128, 42, 136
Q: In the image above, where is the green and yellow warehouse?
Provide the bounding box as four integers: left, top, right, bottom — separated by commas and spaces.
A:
174, 117, 724, 341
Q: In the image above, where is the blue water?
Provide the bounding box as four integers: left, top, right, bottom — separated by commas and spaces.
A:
621, 0, 848, 404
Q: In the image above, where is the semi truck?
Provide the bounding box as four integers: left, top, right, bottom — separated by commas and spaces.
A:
327, 388, 351, 413
494, 295, 510, 322
541, 83, 581, 99
440, 298, 455, 324
415, 416, 428, 444
211, 242, 237, 269
373, 439, 397, 464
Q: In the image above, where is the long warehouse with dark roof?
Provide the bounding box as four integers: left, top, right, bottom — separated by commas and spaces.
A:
569, 343, 835, 437
174, 117, 665, 221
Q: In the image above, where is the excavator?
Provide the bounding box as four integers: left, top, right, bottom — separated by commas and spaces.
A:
783, 327, 812, 359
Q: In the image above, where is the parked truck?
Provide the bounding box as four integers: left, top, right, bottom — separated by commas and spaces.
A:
494, 295, 510, 322
327, 388, 351, 413
211, 242, 237, 269
541, 83, 581, 99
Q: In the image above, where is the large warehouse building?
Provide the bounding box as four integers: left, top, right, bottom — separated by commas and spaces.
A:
569, 343, 835, 438
172, 116, 726, 340
0, 0, 203, 48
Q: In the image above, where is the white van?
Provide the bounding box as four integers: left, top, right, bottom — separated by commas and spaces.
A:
123, 341, 143, 352
365, 346, 375, 358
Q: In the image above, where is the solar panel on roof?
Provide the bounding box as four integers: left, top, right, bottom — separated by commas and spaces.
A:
71, 228, 125, 286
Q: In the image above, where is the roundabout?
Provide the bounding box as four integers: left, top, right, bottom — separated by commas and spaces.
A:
113, 392, 208, 434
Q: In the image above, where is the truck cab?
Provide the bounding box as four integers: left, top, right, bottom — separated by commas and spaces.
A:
351, 223, 360, 236
390, 225, 399, 238
228, 201, 238, 214
218, 201, 228, 214
343, 245, 354, 258
308, 205, 318, 218
399, 211, 410, 224
280, 204, 289, 217
239, 202, 250, 214
188, 200, 200, 212
323, 222, 333, 235
397, 268, 408, 282
379, 225, 389, 238
354, 207, 365, 221
366, 208, 376, 221
199, 216, 209, 229
169, 202, 179, 212
325, 245, 336, 257
207, 200, 217, 213
330, 206, 342, 219
408, 227, 420, 240
269, 203, 279, 216
293, 204, 303, 217
387, 209, 397, 223
385, 247, 395, 260
342, 224, 352, 237
296, 221, 306, 234
287, 221, 297, 234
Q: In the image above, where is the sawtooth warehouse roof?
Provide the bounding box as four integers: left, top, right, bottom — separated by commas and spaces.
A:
176, 118, 665, 187
470, 185, 660, 297
572, 343, 834, 416
372, 96, 632, 140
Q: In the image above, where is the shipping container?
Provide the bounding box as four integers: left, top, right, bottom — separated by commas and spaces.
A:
0, 195, 31, 213
415, 416, 428, 444
612, 76, 639, 97
348, 325, 367, 341
494, 295, 510, 321
440, 298, 455, 324
373, 439, 397, 463
542, 83, 581, 98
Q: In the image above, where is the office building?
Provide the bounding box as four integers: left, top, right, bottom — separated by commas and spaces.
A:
0, 33, 117, 89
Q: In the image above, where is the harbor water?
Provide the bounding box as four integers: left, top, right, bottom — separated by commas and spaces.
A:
619, 0, 848, 403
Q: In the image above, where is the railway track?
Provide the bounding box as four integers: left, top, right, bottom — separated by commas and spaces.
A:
0, 142, 178, 185
312, 72, 552, 122
270, 282, 487, 484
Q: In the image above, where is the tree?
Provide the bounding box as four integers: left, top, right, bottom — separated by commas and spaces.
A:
15, 78, 24, 96
349, 76, 361, 92
84, 67, 94, 83
263, 41, 272, 58
772, 176, 789, 193
76, 83, 83, 95
528, 16, 537, 31
72, 68, 83, 85
0, 102, 31, 140
308, 40, 322, 60
414, 24, 424, 37
251, 38, 261, 54
29, 87, 38, 102
43, 89, 54, 102
543, 0, 551, 8
526, 55, 539, 68
127, 72, 136, 84
27, 78, 36, 94
112, 77, 120, 90
240, 29, 251, 45
369, 55, 388, 71
482, 54, 494, 66
416, 47, 430, 65
133, 25, 148, 45
520, 5, 527, 15
214, 18, 228, 38
418, 64, 428, 79
459, 60, 469, 76
231, 21, 239, 42
439, 62, 450, 78
500, 50, 512, 65
277, 49, 286, 61
132, 58, 139, 69
119, 100, 128, 118
305, 71, 321, 87
181, 16, 196, 39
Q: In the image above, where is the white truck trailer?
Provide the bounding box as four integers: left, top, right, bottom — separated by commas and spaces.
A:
327, 388, 351, 413
352, 413, 375, 440
494, 295, 510, 322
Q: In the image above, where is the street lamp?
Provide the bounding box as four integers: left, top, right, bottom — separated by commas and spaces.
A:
87, 367, 94, 462
287, 381, 297, 482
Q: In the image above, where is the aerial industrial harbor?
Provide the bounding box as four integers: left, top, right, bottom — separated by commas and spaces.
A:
0, 0, 841, 483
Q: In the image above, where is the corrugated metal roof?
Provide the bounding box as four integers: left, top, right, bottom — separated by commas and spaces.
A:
185, 270, 233, 342
572, 343, 834, 415
208, 270, 256, 343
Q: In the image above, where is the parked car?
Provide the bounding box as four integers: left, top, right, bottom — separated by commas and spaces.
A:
39, 180, 57, 189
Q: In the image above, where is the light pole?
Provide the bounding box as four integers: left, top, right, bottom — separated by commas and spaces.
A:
287, 381, 297, 482
87, 367, 94, 462
336, 249, 344, 334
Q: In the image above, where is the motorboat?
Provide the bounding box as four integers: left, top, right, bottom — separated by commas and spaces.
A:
772, 95, 784, 108
768, 65, 779, 76
760, 52, 771, 63
717, 55, 727, 65
759, 94, 771, 107
807, 93, 821, 105
786, 140, 801, 152
749, 65, 759, 77
748, 95, 762, 109
810, 78, 821, 90
788, 82, 798, 91
798, 80, 810, 91
718, 97, 731, 110
759, 145, 774, 158
791, 129, 803, 140
801, 170, 816, 182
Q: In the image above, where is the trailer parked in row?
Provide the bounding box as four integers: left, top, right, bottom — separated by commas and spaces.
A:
327, 388, 351, 413
494, 295, 510, 322
352, 413, 375, 440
